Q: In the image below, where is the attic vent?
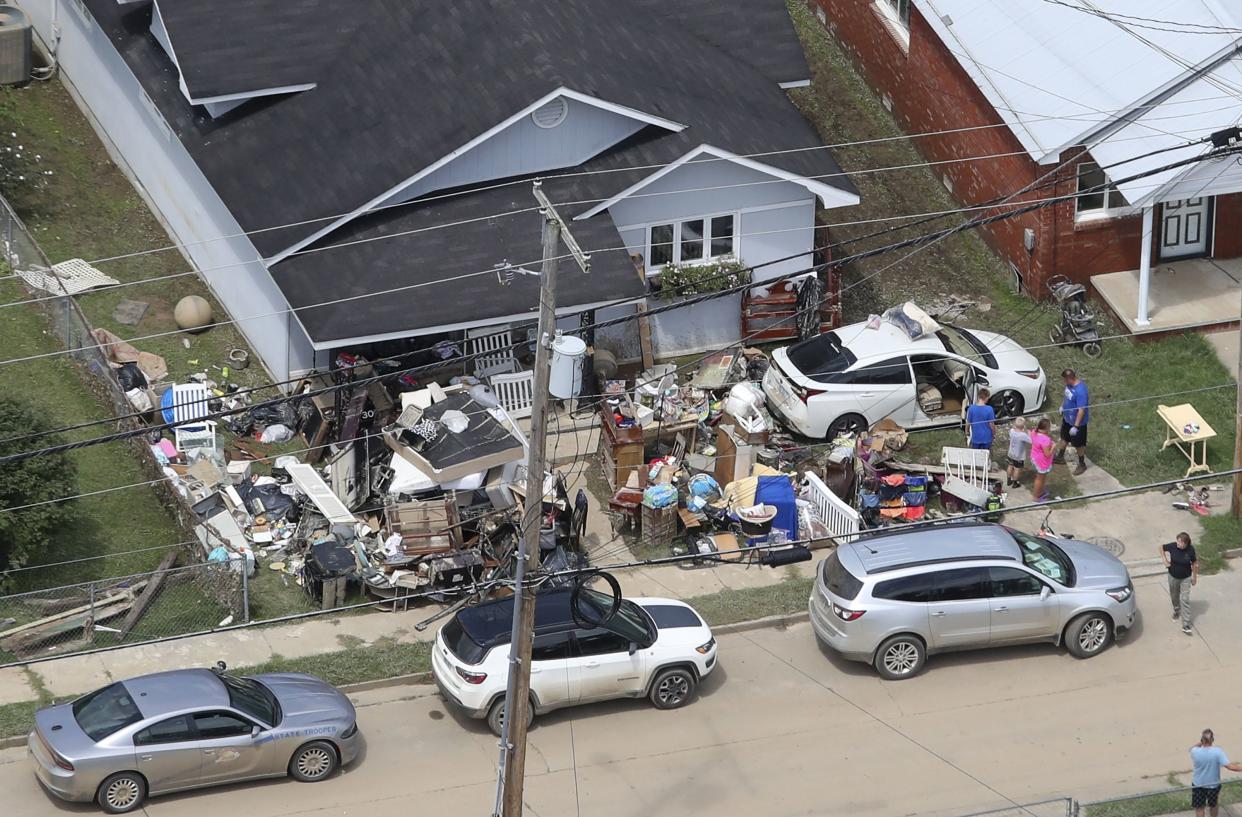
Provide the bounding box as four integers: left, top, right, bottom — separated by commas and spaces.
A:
532, 97, 568, 129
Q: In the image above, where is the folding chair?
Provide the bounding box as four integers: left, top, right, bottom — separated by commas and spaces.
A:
169, 382, 217, 453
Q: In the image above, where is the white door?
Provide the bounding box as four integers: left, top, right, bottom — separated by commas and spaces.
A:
1159, 198, 1212, 259
567, 628, 644, 703
528, 632, 574, 710
844, 356, 920, 428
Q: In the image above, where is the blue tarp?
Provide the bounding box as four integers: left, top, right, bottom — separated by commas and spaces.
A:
755, 476, 797, 536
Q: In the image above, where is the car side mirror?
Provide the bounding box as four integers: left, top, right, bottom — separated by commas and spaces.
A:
251, 725, 262, 738
1040, 586, 1052, 601
628, 642, 638, 656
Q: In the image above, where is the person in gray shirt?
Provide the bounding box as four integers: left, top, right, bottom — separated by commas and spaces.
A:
1005, 416, 1031, 489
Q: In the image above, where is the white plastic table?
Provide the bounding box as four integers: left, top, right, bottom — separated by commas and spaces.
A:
1156, 403, 1215, 477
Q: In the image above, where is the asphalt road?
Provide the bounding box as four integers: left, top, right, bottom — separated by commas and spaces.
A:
4, 569, 1241, 817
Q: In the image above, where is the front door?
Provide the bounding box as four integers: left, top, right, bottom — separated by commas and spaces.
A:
987, 567, 1059, 643
568, 628, 644, 703
926, 567, 992, 649
192, 711, 268, 783
1159, 197, 1213, 260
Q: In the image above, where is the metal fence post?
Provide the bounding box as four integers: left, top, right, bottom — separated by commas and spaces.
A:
86, 582, 96, 645
241, 564, 250, 624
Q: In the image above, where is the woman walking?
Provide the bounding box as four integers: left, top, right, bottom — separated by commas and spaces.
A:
1030, 417, 1055, 502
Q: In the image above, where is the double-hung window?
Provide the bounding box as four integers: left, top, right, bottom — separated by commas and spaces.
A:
1075, 162, 1130, 220
645, 213, 736, 273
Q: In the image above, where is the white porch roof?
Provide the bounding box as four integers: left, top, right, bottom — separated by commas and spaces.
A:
1089, 60, 1242, 207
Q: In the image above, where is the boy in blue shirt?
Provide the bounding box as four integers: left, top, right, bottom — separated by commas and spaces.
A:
1055, 368, 1090, 475
966, 388, 996, 451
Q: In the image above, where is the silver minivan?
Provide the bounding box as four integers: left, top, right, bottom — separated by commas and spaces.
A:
809, 522, 1138, 679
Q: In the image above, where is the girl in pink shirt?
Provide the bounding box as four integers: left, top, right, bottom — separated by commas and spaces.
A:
1030, 417, 1055, 502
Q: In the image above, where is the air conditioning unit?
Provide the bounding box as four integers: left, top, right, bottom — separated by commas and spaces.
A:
0, 5, 31, 87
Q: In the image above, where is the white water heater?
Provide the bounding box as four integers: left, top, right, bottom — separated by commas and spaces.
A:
548, 333, 586, 399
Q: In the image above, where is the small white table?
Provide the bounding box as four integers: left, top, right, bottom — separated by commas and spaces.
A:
1157, 403, 1216, 478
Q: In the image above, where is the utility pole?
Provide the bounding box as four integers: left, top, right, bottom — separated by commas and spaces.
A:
494, 181, 590, 817
1234, 313, 1242, 516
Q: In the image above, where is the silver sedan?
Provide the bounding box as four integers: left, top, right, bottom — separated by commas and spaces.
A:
27, 664, 361, 814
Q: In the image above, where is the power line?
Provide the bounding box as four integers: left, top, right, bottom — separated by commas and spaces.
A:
0, 138, 1233, 466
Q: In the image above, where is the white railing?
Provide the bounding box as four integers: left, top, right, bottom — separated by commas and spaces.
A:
803, 471, 861, 545
941, 446, 991, 490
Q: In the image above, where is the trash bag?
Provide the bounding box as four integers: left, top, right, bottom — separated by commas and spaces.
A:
236, 480, 297, 521
251, 402, 298, 429
260, 423, 294, 443
225, 410, 255, 436
117, 361, 147, 391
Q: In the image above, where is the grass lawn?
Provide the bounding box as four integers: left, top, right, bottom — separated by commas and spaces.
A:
785, 1, 1236, 489
0, 77, 274, 593
685, 572, 813, 627
1197, 513, 1242, 574
235, 639, 433, 689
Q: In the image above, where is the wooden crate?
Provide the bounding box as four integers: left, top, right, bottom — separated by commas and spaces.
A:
383, 497, 460, 556
640, 504, 677, 550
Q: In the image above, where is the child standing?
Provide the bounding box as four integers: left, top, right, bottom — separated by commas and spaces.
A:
1006, 416, 1031, 489
1030, 417, 1055, 502
966, 388, 996, 451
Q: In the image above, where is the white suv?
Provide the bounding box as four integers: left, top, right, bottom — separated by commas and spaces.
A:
432, 587, 718, 735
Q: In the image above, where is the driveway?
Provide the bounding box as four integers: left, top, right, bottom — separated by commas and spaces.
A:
3, 569, 1240, 817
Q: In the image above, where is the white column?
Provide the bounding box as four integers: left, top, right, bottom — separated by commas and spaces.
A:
1135, 204, 1155, 326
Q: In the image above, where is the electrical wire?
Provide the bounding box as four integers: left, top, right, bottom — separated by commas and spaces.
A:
1, 138, 1235, 467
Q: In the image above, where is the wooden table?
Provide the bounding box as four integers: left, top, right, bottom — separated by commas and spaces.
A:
1157, 403, 1216, 477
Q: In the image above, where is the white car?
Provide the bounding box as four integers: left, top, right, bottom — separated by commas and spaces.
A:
432, 587, 717, 735
763, 320, 1046, 439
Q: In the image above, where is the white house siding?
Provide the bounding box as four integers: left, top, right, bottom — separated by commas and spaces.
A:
608, 159, 818, 358
379, 97, 647, 208
20, 0, 315, 382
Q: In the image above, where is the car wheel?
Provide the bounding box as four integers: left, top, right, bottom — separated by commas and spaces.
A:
649, 667, 697, 710
289, 740, 339, 782
991, 389, 1024, 419
827, 413, 867, 439
873, 635, 926, 680
487, 697, 533, 738
1066, 612, 1113, 658
96, 772, 146, 814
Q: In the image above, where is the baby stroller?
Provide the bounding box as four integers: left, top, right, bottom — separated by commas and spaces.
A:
1047, 275, 1102, 358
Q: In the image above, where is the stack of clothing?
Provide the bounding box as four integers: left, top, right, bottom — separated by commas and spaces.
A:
869, 474, 929, 522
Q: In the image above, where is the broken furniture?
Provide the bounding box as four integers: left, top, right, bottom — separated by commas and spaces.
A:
384, 391, 526, 483
600, 404, 645, 491
1157, 403, 1216, 478
168, 382, 217, 453
383, 497, 460, 556
490, 369, 536, 419
940, 446, 992, 491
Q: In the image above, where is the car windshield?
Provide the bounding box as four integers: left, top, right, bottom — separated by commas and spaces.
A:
72, 682, 143, 742
578, 590, 653, 644
936, 325, 996, 367
1008, 528, 1075, 586
220, 675, 280, 726
786, 332, 857, 378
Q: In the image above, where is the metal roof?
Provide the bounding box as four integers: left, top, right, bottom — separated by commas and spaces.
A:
123, 669, 229, 718
846, 524, 1019, 574
915, 0, 1242, 166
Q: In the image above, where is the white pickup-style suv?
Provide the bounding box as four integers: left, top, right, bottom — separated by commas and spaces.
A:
432, 587, 717, 735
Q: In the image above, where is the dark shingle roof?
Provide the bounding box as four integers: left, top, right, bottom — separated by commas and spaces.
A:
155, 0, 359, 99
86, 0, 855, 344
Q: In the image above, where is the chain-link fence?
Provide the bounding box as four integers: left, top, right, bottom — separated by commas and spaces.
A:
952, 798, 1077, 817
0, 561, 247, 667
0, 191, 206, 540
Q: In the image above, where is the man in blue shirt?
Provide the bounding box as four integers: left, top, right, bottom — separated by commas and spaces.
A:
1191, 728, 1242, 816
966, 388, 996, 451
1055, 368, 1089, 475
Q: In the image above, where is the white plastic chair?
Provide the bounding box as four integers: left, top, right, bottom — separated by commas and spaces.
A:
467, 326, 518, 379
171, 383, 217, 453
490, 370, 535, 419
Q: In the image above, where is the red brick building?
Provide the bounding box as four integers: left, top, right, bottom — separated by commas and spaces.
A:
809, 0, 1242, 333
